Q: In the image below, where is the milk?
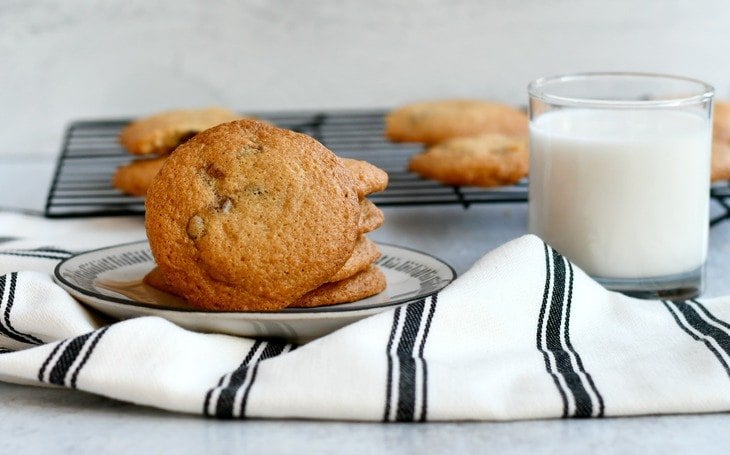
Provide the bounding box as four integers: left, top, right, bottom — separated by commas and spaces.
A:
528, 108, 711, 279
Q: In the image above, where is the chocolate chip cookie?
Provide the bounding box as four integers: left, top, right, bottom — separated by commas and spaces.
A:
385, 99, 528, 145
145, 119, 361, 311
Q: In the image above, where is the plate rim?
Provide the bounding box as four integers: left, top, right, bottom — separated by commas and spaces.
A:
53, 240, 456, 316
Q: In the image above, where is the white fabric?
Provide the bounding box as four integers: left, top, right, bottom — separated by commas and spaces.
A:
1, 211, 730, 420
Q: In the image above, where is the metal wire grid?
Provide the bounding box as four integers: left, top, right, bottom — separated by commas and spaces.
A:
45, 110, 730, 224
44, 110, 529, 218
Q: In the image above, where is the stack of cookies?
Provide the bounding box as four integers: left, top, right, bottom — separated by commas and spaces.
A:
113, 107, 242, 196
144, 119, 389, 312
385, 99, 530, 187
712, 101, 730, 182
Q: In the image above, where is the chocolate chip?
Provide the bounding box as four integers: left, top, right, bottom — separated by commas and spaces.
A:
204, 163, 225, 179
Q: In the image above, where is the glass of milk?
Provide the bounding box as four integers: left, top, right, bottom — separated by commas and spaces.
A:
528, 72, 713, 299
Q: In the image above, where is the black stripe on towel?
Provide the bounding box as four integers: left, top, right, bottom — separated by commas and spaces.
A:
418, 294, 437, 422
395, 299, 426, 422
237, 341, 291, 418
30, 247, 74, 256
537, 244, 603, 418
210, 340, 292, 419
536, 243, 569, 416
563, 262, 604, 417
0, 273, 43, 344
691, 300, 730, 333
204, 340, 264, 417
0, 251, 71, 260
663, 300, 730, 378
546, 249, 593, 416
48, 332, 94, 385
383, 307, 401, 421
37, 328, 109, 386
69, 326, 110, 388
383, 295, 437, 422
38, 341, 66, 382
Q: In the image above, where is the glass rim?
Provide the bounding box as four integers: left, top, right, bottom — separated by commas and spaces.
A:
528, 72, 714, 108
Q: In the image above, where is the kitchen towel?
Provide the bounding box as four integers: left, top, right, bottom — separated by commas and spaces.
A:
1, 211, 730, 420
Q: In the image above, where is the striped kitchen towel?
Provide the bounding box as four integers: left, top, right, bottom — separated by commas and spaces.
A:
1, 214, 730, 420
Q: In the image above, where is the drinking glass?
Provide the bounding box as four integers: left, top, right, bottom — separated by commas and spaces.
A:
528, 72, 713, 299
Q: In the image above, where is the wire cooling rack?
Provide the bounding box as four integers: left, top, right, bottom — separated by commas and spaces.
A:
44, 110, 529, 218
45, 110, 730, 224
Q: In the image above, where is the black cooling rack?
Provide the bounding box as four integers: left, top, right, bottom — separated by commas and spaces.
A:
45, 110, 730, 224
44, 110, 529, 218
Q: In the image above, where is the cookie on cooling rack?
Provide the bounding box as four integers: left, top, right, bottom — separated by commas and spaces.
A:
112, 155, 168, 196
145, 119, 362, 311
714, 101, 730, 146
712, 141, 730, 182
385, 99, 528, 145
408, 133, 528, 187
119, 107, 242, 155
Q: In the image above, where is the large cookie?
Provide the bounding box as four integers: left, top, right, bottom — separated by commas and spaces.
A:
385, 99, 528, 145
145, 119, 360, 311
112, 155, 168, 196
145, 234, 382, 298
144, 239, 382, 303
408, 133, 528, 187
291, 265, 386, 308
145, 263, 387, 309
341, 158, 389, 198
145, 238, 381, 294
119, 107, 241, 155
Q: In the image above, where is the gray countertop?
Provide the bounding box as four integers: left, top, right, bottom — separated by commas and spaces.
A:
3, 381, 730, 454
1, 158, 730, 453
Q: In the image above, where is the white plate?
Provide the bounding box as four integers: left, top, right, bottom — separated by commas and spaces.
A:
54, 241, 455, 343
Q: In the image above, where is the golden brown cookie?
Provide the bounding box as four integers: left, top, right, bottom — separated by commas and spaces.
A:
146, 239, 383, 297
119, 107, 241, 155
712, 141, 730, 182
408, 133, 528, 187
714, 101, 730, 145
145, 119, 361, 311
328, 236, 381, 282
112, 155, 168, 196
358, 199, 384, 234
291, 265, 386, 308
143, 266, 178, 296
341, 158, 389, 198
146, 263, 387, 309
385, 99, 528, 145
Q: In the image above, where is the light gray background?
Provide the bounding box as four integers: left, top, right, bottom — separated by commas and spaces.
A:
2, 0, 729, 157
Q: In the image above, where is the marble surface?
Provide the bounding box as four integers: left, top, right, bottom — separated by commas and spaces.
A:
1, 159, 730, 453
